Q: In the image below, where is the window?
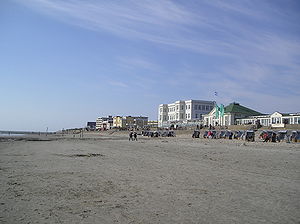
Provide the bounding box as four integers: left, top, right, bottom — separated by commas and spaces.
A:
194, 105, 197, 110
186, 114, 187, 119
176, 106, 179, 111
205, 105, 209, 110
195, 114, 198, 118
188, 105, 191, 109
210, 106, 213, 110
201, 105, 205, 110
181, 105, 184, 110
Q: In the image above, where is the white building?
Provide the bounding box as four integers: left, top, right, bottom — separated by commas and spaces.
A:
203, 102, 300, 128
158, 100, 215, 127
236, 112, 300, 128
203, 102, 262, 127
96, 116, 113, 130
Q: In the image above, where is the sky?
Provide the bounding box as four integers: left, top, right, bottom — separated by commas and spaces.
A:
1, 0, 300, 131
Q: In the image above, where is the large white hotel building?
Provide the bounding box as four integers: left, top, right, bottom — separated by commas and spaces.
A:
158, 99, 215, 127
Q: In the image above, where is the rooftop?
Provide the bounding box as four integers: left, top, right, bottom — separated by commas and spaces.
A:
224, 102, 262, 116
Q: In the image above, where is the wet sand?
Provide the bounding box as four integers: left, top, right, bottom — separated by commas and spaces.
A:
0, 133, 299, 223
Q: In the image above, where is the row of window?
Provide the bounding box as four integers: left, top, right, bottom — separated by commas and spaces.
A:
159, 113, 203, 121
160, 105, 213, 113
195, 114, 203, 119
194, 105, 213, 111
271, 117, 281, 124
238, 117, 300, 125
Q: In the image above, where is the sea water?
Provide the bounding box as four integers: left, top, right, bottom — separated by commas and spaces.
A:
0, 133, 24, 137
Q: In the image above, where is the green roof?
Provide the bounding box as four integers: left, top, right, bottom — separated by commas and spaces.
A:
224, 102, 262, 116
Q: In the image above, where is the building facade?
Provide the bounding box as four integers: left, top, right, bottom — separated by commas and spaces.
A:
113, 116, 148, 129
236, 112, 300, 128
133, 116, 148, 128
203, 102, 262, 127
147, 120, 158, 128
86, 122, 96, 131
96, 116, 113, 130
158, 100, 215, 127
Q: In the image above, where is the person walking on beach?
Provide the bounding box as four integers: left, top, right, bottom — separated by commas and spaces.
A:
129, 131, 133, 141
133, 132, 137, 141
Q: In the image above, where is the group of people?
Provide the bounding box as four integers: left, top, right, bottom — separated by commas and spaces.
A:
207, 130, 215, 138
261, 132, 277, 142
129, 131, 138, 141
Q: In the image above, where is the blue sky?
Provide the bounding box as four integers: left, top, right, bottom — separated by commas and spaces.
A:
1, 0, 300, 131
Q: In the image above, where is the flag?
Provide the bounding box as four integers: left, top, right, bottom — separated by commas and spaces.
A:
215, 105, 220, 118
220, 104, 224, 116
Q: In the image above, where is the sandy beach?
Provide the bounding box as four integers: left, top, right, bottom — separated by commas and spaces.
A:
0, 132, 299, 224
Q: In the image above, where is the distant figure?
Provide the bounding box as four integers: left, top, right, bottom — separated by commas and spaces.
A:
285, 135, 290, 143
129, 132, 133, 141
271, 133, 277, 142
208, 131, 212, 139
133, 132, 137, 141
263, 132, 270, 142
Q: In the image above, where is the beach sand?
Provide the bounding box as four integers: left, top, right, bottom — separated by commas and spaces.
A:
0, 132, 299, 223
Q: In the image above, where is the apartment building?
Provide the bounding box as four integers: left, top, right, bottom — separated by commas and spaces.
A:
96, 116, 113, 130
158, 100, 215, 127
113, 116, 148, 129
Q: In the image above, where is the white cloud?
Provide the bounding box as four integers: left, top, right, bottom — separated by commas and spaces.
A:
20, 0, 300, 62
17, 0, 300, 112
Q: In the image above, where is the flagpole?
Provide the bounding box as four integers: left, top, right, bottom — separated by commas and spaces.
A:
214, 91, 218, 106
